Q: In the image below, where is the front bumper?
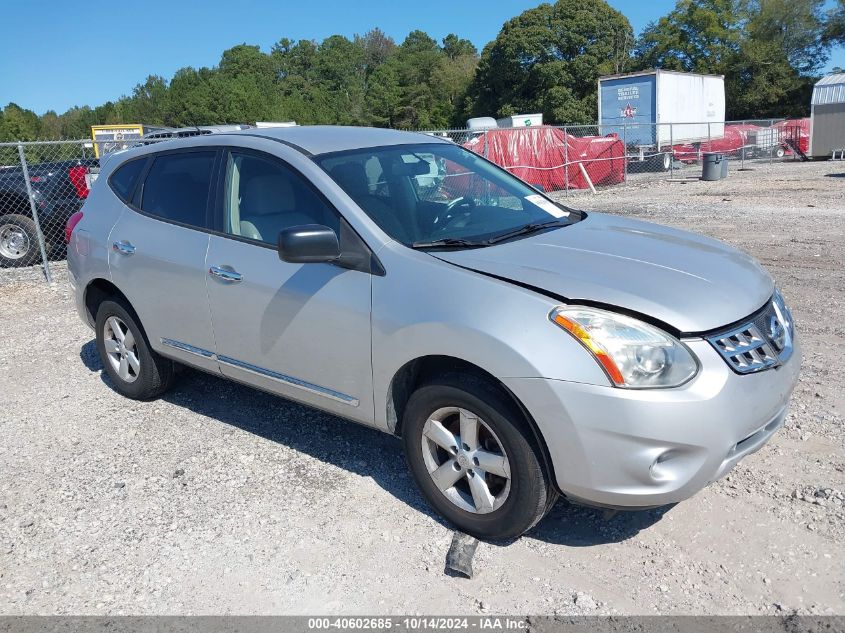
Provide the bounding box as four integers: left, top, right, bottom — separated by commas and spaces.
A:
504, 337, 802, 508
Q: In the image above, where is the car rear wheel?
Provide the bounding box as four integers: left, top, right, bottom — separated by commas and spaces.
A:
402, 373, 556, 540
0, 214, 39, 267
95, 298, 175, 400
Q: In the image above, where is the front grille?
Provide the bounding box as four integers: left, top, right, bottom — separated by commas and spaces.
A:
706, 295, 794, 374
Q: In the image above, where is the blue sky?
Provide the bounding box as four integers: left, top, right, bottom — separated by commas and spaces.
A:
1, 0, 842, 115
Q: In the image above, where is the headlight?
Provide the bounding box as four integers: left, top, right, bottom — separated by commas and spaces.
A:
772, 288, 795, 347
550, 306, 699, 388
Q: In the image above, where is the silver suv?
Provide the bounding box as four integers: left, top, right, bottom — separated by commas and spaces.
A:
67, 126, 800, 539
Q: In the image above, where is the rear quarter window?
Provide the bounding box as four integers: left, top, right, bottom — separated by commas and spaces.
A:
139, 151, 215, 228
108, 158, 146, 204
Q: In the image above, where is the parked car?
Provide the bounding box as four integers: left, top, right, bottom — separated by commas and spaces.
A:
0, 158, 96, 266
67, 127, 800, 539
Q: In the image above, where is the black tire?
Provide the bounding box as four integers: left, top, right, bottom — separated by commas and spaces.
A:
0, 214, 40, 267
402, 373, 557, 540
95, 298, 175, 400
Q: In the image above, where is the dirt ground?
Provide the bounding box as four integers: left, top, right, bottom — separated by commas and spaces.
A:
0, 160, 843, 615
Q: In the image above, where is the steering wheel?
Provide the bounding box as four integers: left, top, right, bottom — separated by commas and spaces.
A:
432, 196, 475, 233
446, 196, 475, 212
431, 197, 476, 235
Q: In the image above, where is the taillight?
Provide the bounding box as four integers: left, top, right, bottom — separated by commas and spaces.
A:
68, 166, 90, 199
66, 211, 84, 244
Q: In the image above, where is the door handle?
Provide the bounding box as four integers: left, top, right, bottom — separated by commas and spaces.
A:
209, 266, 243, 283
112, 240, 136, 255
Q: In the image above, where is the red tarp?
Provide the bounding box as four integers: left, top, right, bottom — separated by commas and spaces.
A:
673, 120, 812, 161
672, 123, 760, 161
702, 124, 760, 154
463, 126, 625, 191
772, 118, 810, 155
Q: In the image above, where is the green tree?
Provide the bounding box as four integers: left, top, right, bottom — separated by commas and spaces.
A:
433, 37, 478, 125
442, 34, 477, 59
0, 103, 42, 141
468, 0, 635, 124
727, 40, 816, 118
729, 0, 828, 118
745, 0, 828, 75
636, 0, 743, 74
365, 60, 402, 126
315, 35, 367, 123
215, 44, 279, 124
164, 67, 219, 126
355, 28, 397, 79
123, 75, 169, 124
39, 110, 62, 139
23, 2, 835, 138
636, 0, 830, 118
825, 0, 845, 45
57, 106, 97, 139
272, 38, 319, 79
396, 31, 443, 127
220, 44, 276, 82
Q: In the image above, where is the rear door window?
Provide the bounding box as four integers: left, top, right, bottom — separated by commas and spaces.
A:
109, 158, 146, 204
139, 151, 215, 228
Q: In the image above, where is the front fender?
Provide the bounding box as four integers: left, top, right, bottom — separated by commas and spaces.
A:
370, 245, 611, 429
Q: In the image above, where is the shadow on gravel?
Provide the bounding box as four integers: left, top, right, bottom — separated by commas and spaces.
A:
80, 339, 670, 548
526, 501, 673, 546
824, 173, 845, 178
80, 339, 101, 372
81, 339, 443, 523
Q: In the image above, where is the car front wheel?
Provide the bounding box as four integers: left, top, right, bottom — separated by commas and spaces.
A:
402, 374, 556, 540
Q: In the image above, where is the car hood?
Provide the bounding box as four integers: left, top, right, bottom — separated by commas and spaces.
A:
434, 212, 773, 333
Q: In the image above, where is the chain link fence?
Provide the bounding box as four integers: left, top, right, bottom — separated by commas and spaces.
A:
0, 140, 99, 281
420, 118, 809, 195
0, 139, 171, 281
0, 118, 811, 281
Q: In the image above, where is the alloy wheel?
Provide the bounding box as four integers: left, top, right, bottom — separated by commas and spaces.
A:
420, 406, 511, 514
103, 316, 140, 383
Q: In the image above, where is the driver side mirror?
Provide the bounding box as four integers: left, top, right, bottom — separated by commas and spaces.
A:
278, 224, 340, 264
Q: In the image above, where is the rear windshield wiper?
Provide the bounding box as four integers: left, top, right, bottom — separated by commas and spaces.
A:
485, 219, 568, 245
410, 238, 487, 249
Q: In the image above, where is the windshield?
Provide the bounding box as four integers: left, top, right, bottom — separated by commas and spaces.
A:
315, 143, 580, 247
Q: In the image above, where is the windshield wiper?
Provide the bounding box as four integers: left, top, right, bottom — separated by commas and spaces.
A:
484, 219, 568, 245
410, 238, 486, 249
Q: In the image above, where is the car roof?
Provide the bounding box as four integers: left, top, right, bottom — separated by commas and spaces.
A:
228, 125, 449, 156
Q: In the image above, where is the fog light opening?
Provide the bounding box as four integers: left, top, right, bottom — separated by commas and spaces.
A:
649, 450, 679, 483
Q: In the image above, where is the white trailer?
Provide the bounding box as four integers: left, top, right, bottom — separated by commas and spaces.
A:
496, 113, 543, 128
598, 70, 725, 148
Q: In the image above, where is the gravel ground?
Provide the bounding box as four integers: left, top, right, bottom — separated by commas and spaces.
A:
0, 160, 843, 615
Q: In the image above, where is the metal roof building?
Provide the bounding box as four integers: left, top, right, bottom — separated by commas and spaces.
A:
810, 73, 845, 158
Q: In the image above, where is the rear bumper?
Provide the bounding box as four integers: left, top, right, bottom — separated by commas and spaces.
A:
66, 241, 93, 329
504, 337, 801, 508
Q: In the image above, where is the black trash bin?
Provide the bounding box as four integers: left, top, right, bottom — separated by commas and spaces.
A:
702, 153, 723, 181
